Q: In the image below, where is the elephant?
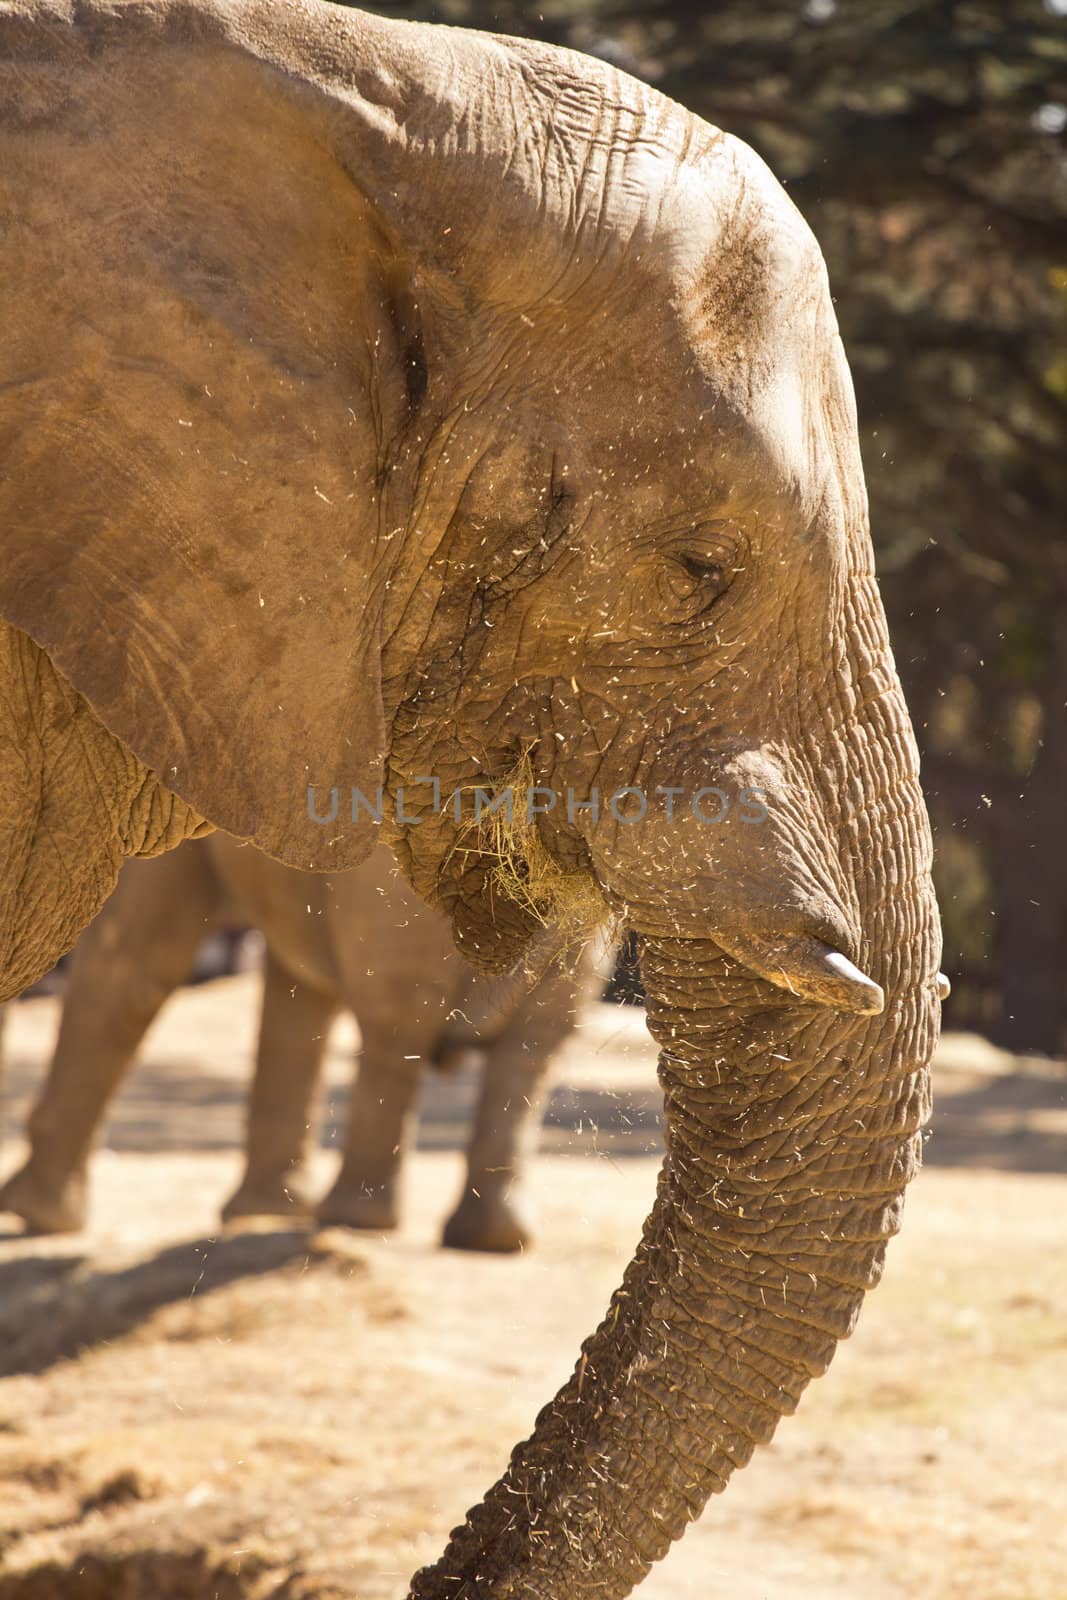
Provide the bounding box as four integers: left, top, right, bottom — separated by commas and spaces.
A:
0, 838, 608, 1250
0, 1, 946, 1595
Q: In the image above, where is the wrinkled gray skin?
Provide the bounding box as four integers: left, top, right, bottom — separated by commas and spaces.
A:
0, 840, 606, 1251
0, 2, 943, 1595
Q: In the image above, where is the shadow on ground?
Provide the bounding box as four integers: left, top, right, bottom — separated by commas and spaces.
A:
0, 1550, 308, 1600
1, 1056, 666, 1161
0, 1228, 326, 1378
924, 1068, 1067, 1173
3, 1011, 1065, 1174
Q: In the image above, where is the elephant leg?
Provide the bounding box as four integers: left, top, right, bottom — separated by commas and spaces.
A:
0, 844, 223, 1234
442, 953, 600, 1254
221, 952, 338, 1223
439, 1040, 548, 1254
316, 1035, 423, 1232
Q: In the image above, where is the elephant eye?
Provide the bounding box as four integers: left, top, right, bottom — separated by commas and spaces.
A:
680, 555, 727, 589
646, 531, 741, 628
672, 553, 734, 615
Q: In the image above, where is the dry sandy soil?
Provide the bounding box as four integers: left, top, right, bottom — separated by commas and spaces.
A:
1, 982, 1065, 1600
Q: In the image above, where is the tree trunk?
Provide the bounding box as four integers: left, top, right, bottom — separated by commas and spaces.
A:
990, 613, 1067, 1055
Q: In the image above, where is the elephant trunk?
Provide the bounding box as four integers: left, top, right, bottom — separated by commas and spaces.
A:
409, 928, 936, 1598
411, 574, 940, 1595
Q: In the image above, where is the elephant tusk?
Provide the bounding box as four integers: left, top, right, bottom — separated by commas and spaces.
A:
712, 931, 886, 1016
937, 971, 951, 1001
818, 950, 886, 1014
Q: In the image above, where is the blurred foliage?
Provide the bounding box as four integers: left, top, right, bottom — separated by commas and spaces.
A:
355, 0, 1067, 1049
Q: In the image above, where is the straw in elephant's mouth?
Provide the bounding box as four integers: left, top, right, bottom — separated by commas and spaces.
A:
454, 748, 613, 951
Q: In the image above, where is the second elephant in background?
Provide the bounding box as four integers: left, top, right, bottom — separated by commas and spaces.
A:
1, 839, 608, 1252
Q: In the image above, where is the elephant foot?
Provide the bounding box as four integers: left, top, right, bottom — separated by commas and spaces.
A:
220, 1169, 313, 1224
0, 1161, 88, 1235
441, 1188, 532, 1254
315, 1176, 400, 1232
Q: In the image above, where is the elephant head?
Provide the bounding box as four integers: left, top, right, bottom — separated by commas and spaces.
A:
0, 2, 941, 1595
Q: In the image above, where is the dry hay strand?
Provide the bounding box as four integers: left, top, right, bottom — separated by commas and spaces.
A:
455, 750, 614, 957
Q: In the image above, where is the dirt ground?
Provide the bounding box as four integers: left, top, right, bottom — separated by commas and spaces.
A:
1, 982, 1066, 1600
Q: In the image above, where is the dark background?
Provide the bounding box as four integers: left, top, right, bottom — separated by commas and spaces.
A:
352, 0, 1067, 1052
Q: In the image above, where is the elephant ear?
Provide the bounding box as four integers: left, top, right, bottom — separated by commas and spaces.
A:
0, 40, 432, 871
